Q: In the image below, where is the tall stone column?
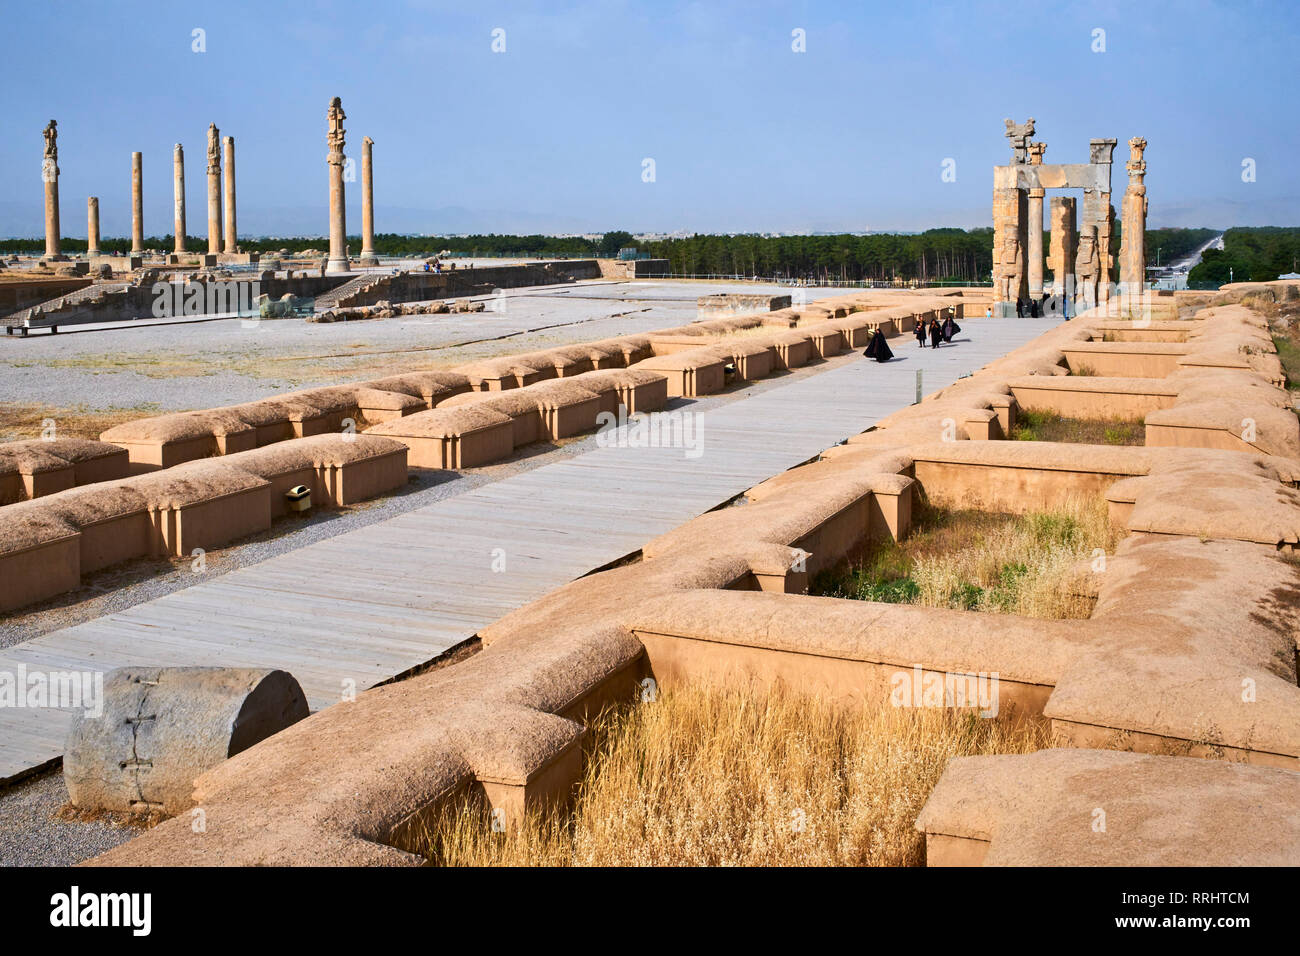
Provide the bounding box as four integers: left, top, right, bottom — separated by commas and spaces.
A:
1025, 141, 1046, 298
1120, 137, 1148, 298
991, 118, 1035, 316
41, 120, 64, 261
87, 197, 100, 257
1099, 199, 1115, 307
173, 144, 186, 255
325, 97, 350, 274
131, 152, 144, 254
206, 123, 223, 256
359, 136, 377, 266
1087, 139, 1118, 307
1048, 196, 1076, 295
223, 136, 238, 253
991, 186, 1027, 314
1027, 186, 1044, 298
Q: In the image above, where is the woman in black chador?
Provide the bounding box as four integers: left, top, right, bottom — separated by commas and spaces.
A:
863, 327, 894, 362
914, 318, 927, 347
929, 317, 943, 348
941, 310, 961, 343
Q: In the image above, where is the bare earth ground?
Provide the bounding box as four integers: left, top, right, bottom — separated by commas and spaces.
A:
0, 279, 839, 439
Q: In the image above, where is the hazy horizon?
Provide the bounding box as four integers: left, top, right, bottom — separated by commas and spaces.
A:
2, 0, 1297, 238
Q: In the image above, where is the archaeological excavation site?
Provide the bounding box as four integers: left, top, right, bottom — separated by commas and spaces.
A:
0, 1, 1296, 935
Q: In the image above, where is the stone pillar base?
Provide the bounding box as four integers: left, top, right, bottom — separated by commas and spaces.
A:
39, 255, 70, 265
325, 257, 351, 275
217, 252, 260, 266
359, 254, 378, 267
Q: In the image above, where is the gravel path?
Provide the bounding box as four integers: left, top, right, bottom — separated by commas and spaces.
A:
0, 771, 140, 867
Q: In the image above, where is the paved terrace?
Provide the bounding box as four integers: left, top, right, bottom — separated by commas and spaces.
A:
0, 279, 846, 413
0, 316, 1055, 781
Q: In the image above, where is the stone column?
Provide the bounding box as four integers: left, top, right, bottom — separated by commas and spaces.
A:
991, 185, 1027, 315
173, 144, 186, 255
325, 97, 350, 274
1027, 187, 1044, 298
1099, 199, 1115, 307
1088, 139, 1118, 307
223, 136, 238, 253
131, 152, 144, 254
1025, 142, 1046, 299
1048, 196, 1076, 295
87, 197, 100, 257
41, 120, 64, 261
359, 136, 377, 266
206, 123, 223, 256
1120, 136, 1148, 298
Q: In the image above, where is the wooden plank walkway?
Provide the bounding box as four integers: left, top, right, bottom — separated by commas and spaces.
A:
0, 318, 1053, 781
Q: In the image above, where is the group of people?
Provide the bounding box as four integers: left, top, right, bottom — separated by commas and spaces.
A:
980, 297, 1069, 321
1014, 297, 1049, 318
914, 310, 961, 349
861, 308, 961, 363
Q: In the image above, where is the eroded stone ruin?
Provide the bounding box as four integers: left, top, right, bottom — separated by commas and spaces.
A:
3, 111, 1298, 870
40, 283, 1295, 868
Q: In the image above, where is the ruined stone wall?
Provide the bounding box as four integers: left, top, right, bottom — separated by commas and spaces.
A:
333, 260, 601, 308
0, 277, 92, 315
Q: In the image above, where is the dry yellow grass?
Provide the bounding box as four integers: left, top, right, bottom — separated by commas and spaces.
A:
40, 353, 219, 378
909, 495, 1119, 619
0, 402, 167, 442
819, 495, 1118, 620
413, 682, 1048, 867
715, 324, 779, 338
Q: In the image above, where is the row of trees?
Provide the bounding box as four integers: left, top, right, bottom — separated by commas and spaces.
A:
4, 226, 1289, 285
1188, 227, 1300, 284
637, 226, 1219, 284
631, 229, 994, 282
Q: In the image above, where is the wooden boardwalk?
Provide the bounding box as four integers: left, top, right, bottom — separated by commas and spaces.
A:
0, 319, 1053, 781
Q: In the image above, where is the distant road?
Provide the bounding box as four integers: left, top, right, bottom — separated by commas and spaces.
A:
1166, 232, 1224, 273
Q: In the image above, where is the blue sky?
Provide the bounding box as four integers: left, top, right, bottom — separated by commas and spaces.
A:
1, 0, 1296, 237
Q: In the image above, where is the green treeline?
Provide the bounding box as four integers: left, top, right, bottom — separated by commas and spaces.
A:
4, 226, 1294, 285
1187, 227, 1300, 284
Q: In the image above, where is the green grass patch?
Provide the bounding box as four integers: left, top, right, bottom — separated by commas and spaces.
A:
1273, 333, 1300, 391
1010, 409, 1144, 445
811, 497, 1118, 620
